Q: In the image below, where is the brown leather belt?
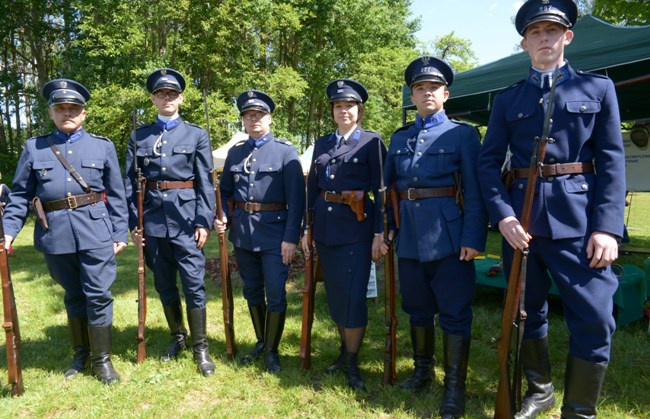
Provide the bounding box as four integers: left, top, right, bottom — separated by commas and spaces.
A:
512, 162, 594, 179
43, 192, 105, 212
234, 201, 287, 213
320, 190, 367, 204
146, 180, 195, 190
398, 186, 456, 201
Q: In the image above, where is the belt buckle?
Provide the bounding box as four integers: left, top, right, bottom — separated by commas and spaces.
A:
156, 180, 163, 190
324, 191, 332, 202
407, 188, 416, 200
67, 195, 78, 209
244, 202, 254, 213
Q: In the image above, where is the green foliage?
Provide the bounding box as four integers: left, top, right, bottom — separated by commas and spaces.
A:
592, 0, 650, 25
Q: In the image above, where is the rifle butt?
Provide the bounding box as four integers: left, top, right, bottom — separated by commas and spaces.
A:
299, 253, 315, 370
1, 223, 24, 397
218, 232, 236, 359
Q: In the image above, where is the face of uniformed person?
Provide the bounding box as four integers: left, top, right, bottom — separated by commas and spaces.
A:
410, 81, 449, 118
332, 101, 360, 132
151, 88, 183, 116
521, 21, 574, 71
242, 110, 272, 139
48, 103, 86, 134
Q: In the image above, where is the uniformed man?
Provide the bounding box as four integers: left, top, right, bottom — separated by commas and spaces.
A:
2, 78, 128, 384
301, 79, 386, 390
383, 57, 487, 418
125, 68, 216, 377
216, 90, 305, 373
477, 1, 625, 417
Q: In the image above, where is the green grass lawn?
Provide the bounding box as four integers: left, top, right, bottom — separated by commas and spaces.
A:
1, 194, 649, 417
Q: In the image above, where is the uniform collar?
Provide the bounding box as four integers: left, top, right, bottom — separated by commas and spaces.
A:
415, 110, 447, 130
248, 132, 272, 148
54, 127, 85, 143
335, 125, 359, 147
527, 61, 571, 90
156, 114, 181, 131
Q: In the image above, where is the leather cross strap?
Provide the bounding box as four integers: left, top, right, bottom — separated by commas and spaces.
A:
398, 186, 456, 201
234, 201, 287, 213
43, 192, 105, 212
512, 162, 594, 179
146, 180, 195, 190
46, 137, 91, 193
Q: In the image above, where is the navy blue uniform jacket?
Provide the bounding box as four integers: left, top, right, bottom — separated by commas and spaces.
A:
220, 134, 305, 251
477, 63, 625, 239
4, 129, 128, 253
125, 119, 214, 238
385, 112, 487, 262
307, 128, 386, 245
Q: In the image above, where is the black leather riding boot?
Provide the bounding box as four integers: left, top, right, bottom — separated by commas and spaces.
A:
440, 334, 471, 419
240, 303, 266, 365
187, 307, 216, 377
64, 317, 90, 379
88, 324, 120, 385
161, 302, 188, 362
515, 336, 556, 419
399, 325, 435, 391
264, 311, 286, 374
560, 356, 607, 419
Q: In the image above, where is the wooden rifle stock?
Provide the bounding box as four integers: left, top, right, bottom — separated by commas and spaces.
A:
299, 207, 316, 369
494, 66, 559, 418
213, 171, 236, 359
0, 213, 24, 396
382, 186, 397, 385
136, 169, 147, 364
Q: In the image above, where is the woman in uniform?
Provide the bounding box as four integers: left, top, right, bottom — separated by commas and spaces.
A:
302, 79, 386, 390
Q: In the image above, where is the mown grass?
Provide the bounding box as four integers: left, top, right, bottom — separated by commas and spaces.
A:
1, 194, 649, 417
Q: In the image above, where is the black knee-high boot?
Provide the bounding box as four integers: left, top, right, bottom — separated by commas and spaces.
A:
88, 324, 120, 385
440, 334, 471, 419
399, 325, 435, 391
560, 356, 607, 419
240, 303, 266, 365
516, 336, 555, 419
64, 317, 90, 379
264, 311, 286, 374
161, 302, 188, 362
187, 307, 216, 377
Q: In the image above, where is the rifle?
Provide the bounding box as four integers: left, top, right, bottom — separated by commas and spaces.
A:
133, 109, 147, 364
494, 66, 559, 418
379, 139, 397, 385
0, 212, 24, 396
299, 189, 316, 370
204, 88, 236, 360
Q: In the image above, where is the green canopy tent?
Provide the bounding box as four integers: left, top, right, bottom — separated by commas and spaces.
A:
402, 15, 650, 125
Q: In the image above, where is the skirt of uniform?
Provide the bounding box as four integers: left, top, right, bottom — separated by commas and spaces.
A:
315, 240, 372, 328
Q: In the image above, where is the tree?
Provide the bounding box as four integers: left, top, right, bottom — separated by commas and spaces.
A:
592, 0, 649, 25
423, 31, 479, 73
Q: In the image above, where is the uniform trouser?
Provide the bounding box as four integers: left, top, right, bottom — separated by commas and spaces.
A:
44, 246, 116, 325
398, 254, 475, 335
234, 246, 288, 312
316, 240, 371, 328
502, 236, 617, 363
144, 234, 207, 309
